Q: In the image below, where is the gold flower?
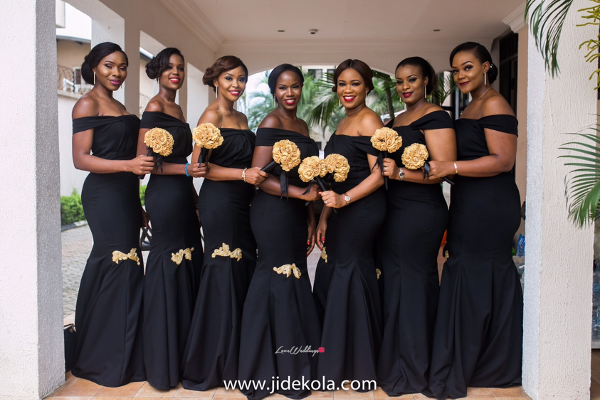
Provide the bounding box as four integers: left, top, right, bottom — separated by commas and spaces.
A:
112, 248, 140, 266
272, 140, 301, 171
401, 143, 429, 170
324, 153, 350, 182
371, 127, 402, 153
376, 268, 381, 280
320, 247, 328, 264
171, 247, 194, 265
192, 123, 224, 149
273, 263, 302, 279
298, 156, 326, 183
211, 243, 243, 261
144, 128, 174, 157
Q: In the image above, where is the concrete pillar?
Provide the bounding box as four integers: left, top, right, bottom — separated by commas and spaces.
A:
0, 1, 64, 399
523, 0, 596, 398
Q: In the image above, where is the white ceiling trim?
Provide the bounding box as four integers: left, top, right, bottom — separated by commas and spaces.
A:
503, 3, 527, 33
157, 0, 225, 52
218, 39, 495, 54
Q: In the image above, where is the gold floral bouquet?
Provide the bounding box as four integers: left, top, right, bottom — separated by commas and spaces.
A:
192, 123, 223, 164
260, 139, 302, 197
144, 127, 175, 173
371, 127, 403, 189
401, 143, 454, 185
299, 156, 328, 191
316, 153, 351, 212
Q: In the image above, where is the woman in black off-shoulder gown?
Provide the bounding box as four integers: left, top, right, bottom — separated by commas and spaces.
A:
182, 56, 266, 391
71, 42, 151, 387
138, 48, 204, 390
426, 42, 522, 399
313, 59, 385, 388
238, 64, 321, 400
376, 58, 456, 396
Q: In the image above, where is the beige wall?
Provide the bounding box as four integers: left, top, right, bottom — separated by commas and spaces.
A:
56, 38, 90, 68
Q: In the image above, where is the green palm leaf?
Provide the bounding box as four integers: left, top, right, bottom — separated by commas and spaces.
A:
526, 0, 574, 77
559, 130, 600, 226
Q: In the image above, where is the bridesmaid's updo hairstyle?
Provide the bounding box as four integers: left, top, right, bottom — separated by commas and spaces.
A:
332, 59, 374, 93
81, 42, 128, 85
396, 57, 437, 96
268, 64, 304, 95
203, 56, 248, 92
450, 41, 498, 84
146, 47, 184, 79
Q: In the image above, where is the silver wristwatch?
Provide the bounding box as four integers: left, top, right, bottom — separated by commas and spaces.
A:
398, 167, 405, 181
344, 194, 351, 204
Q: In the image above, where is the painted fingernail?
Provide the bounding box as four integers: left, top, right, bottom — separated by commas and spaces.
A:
321, 238, 325, 242
307, 241, 311, 245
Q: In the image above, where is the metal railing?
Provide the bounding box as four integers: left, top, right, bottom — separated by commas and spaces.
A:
57, 65, 92, 94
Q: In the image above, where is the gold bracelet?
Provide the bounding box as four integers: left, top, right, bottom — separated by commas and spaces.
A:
242, 168, 247, 182
454, 162, 458, 175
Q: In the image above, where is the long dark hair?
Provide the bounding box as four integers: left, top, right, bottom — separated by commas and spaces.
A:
81, 42, 128, 84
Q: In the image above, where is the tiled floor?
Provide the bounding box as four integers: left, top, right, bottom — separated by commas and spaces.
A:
45, 372, 530, 400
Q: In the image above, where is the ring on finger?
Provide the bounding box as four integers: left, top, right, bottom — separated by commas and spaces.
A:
324, 200, 328, 205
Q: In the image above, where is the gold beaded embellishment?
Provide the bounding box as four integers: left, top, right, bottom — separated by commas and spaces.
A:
273, 263, 302, 279
376, 268, 381, 280
211, 243, 243, 261
320, 247, 328, 264
112, 248, 141, 266
171, 247, 194, 265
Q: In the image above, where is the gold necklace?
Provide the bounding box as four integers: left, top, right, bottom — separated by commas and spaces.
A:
473, 86, 491, 102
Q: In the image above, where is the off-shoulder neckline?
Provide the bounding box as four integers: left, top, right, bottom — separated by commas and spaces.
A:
459, 114, 516, 121
142, 111, 187, 124
74, 114, 137, 120
257, 127, 311, 138
390, 110, 449, 128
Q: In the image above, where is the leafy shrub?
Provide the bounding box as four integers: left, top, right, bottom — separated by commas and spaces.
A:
140, 184, 147, 206
60, 190, 85, 225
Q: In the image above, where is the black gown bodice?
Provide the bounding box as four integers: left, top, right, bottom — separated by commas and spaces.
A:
455, 115, 518, 161
324, 133, 378, 193
255, 127, 319, 188
388, 110, 454, 200
140, 111, 193, 164
73, 115, 140, 160
209, 128, 255, 168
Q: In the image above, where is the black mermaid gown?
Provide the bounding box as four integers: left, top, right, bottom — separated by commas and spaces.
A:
312, 134, 386, 387
181, 129, 256, 390
427, 115, 523, 399
376, 111, 452, 395
141, 111, 203, 390
71, 115, 145, 386
238, 128, 321, 400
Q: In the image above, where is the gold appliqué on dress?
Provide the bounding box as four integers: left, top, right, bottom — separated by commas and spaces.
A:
376, 268, 381, 280
320, 247, 328, 263
171, 247, 194, 265
211, 243, 243, 261
112, 248, 140, 266
444, 250, 449, 259
273, 263, 301, 279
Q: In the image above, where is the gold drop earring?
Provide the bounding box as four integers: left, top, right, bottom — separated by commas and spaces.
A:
484, 72, 487, 86
215, 86, 218, 98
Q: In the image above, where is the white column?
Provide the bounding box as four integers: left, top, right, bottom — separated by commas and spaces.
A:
523, 0, 596, 398
0, 1, 64, 399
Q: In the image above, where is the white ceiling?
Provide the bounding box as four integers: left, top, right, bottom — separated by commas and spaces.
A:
158, 0, 526, 73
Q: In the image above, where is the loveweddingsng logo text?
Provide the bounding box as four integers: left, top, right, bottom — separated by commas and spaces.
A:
275, 345, 324, 357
